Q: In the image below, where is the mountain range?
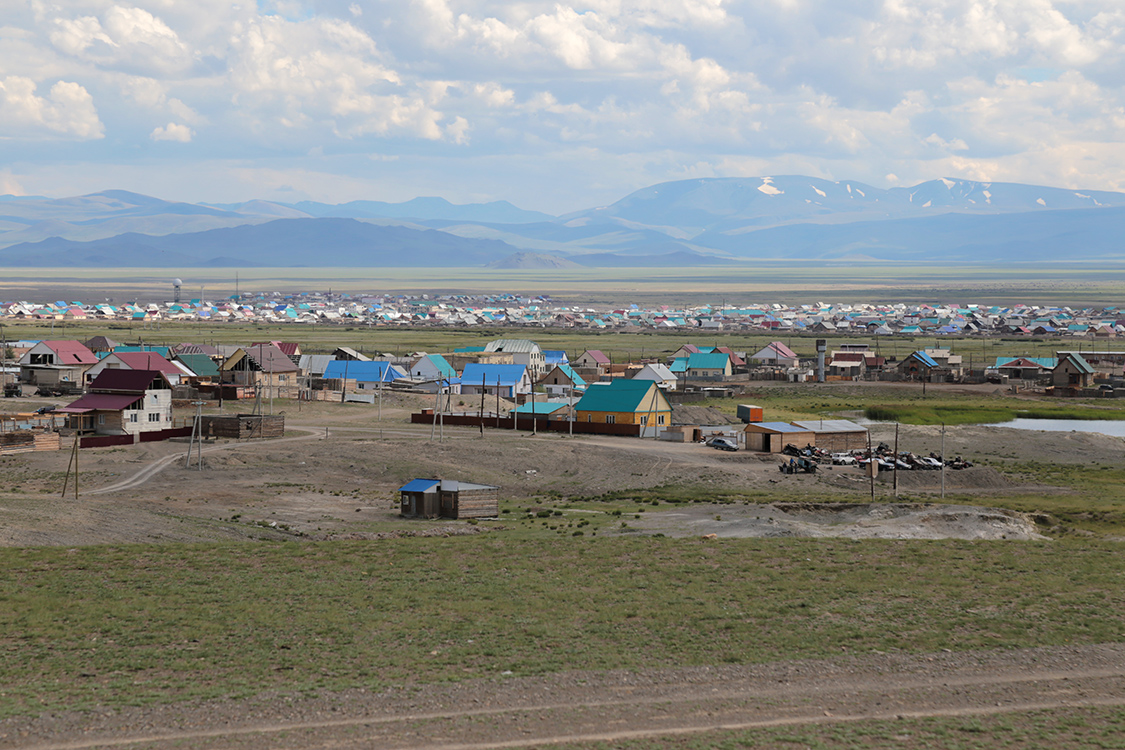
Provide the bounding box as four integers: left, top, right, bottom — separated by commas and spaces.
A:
1, 176, 1123, 267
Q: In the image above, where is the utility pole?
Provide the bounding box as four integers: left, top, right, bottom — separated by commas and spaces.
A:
941, 422, 946, 500
61, 436, 79, 499
893, 422, 899, 497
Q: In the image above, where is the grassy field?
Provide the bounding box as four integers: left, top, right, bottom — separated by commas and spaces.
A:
6, 263, 1125, 306
553, 706, 1125, 749
2, 537, 1123, 719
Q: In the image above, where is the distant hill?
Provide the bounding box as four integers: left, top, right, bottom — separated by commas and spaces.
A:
3, 177, 1124, 266
277, 197, 554, 224
0, 218, 523, 268
485, 252, 583, 269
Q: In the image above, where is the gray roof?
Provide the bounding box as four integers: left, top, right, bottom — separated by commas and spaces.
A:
789, 419, 867, 433
299, 354, 335, 377
484, 339, 541, 353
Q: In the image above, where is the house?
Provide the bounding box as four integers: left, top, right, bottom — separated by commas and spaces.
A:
749, 342, 799, 368
81, 335, 120, 354
573, 379, 672, 436
298, 354, 335, 378
18, 340, 98, 389
538, 364, 586, 396
57, 370, 173, 435
322, 360, 408, 390
483, 339, 546, 378
409, 353, 457, 382
632, 363, 677, 390
897, 350, 945, 381
398, 478, 499, 519
253, 341, 302, 366
460, 363, 531, 399
788, 419, 868, 452
826, 351, 866, 379
744, 422, 817, 453
574, 349, 611, 369
172, 353, 221, 383
85, 351, 187, 386
1052, 352, 1096, 389
994, 357, 1056, 381
670, 343, 703, 360
221, 344, 302, 397
684, 352, 732, 378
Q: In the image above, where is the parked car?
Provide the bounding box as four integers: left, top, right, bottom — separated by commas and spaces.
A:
709, 437, 739, 452
831, 453, 857, 465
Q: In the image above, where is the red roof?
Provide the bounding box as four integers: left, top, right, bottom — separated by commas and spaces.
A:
43, 340, 98, 365
111, 352, 180, 374
767, 342, 798, 359
582, 349, 611, 364
57, 393, 142, 413
89, 369, 170, 392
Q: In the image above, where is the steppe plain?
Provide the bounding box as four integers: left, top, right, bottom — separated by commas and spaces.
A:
2, 275, 1125, 748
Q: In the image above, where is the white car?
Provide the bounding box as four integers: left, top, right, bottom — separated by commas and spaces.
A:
831, 453, 857, 465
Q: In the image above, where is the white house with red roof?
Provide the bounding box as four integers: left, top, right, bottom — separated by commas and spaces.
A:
575, 350, 611, 369
749, 342, 799, 368
18, 340, 98, 388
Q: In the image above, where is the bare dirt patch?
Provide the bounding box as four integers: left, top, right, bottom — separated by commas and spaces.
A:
624, 501, 1046, 540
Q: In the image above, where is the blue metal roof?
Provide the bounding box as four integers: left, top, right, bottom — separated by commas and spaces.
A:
323, 360, 403, 382
910, 351, 940, 368
748, 422, 812, 433
399, 479, 439, 493
461, 363, 527, 387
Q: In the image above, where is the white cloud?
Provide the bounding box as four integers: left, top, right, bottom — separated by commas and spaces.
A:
48, 5, 192, 74
150, 122, 193, 142
0, 76, 104, 139
2, 0, 1125, 209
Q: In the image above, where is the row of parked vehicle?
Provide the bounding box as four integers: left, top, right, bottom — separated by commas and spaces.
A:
782, 443, 974, 471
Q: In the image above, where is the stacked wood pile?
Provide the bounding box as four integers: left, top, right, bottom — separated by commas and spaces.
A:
0, 430, 60, 455
201, 415, 285, 439
443, 486, 499, 519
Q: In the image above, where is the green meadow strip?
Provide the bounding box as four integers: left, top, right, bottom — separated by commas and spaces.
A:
1, 537, 1122, 718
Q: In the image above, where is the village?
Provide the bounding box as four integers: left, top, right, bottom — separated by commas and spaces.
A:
0, 326, 1122, 534
5, 285, 1125, 338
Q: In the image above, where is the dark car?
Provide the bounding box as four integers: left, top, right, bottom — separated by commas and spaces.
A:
709, 437, 738, 452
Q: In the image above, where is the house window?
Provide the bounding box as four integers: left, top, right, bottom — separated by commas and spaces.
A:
658, 414, 665, 425
97, 414, 105, 425
129, 413, 138, 423
605, 414, 616, 424
640, 415, 648, 425
148, 413, 161, 422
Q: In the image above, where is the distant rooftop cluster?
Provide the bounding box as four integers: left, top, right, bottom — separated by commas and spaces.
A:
2, 293, 1124, 337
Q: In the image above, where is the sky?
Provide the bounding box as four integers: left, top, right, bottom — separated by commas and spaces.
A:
1, 0, 1123, 214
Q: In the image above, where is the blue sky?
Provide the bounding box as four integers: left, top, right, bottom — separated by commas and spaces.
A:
1, 0, 1123, 213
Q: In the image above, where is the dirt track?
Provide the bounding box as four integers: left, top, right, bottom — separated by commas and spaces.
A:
4, 644, 1124, 749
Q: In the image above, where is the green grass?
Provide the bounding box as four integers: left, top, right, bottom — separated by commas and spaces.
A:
552, 705, 1125, 749
1, 537, 1123, 718
862, 403, 1125, 425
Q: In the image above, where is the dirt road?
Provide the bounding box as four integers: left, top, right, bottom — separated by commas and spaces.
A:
5, 644, 1124, 749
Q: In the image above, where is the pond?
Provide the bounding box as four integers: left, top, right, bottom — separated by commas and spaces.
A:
853, 414, 1125, 438
1000, 418, 1125, 438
